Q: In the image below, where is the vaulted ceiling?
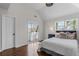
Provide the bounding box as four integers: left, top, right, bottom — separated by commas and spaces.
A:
0, 3, 79, 20
36, 3, 79, 20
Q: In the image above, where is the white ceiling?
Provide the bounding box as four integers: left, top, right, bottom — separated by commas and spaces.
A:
37, 3, 79, 20
21, 3, 45, 10
12, 3, 79, 20
0, 3, 10, 9
0, 3, 79, 20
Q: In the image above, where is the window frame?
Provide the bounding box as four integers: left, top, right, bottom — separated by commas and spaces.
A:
55, 19, 76, 31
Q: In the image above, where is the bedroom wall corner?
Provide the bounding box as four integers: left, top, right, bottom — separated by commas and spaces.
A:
44, 20, 56, 39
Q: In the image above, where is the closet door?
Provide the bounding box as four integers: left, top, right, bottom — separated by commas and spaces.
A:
2, 16, 15, 51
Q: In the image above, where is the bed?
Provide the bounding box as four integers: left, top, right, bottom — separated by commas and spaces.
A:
39, 38, 78, 56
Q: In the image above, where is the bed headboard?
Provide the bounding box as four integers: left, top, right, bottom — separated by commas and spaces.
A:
56, 30, 77, 39
56, 30, 76, 33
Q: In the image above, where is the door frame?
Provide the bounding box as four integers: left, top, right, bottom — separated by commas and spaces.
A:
27, 20, 39, 43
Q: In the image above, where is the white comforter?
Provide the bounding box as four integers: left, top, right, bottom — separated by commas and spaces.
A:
40, 38, 78, 56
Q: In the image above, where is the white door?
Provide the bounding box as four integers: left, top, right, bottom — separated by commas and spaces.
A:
2, 16, 15, 50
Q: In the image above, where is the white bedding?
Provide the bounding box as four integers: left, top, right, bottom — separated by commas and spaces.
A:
40, 38, 78, 56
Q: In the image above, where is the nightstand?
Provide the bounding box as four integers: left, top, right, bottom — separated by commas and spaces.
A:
48, 34, 55, 39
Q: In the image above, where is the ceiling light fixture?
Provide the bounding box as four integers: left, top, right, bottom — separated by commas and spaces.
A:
46, 3, 54, 7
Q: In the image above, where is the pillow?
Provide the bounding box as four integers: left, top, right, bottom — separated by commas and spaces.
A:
66, 32, 76, 39
55, 32, 76, 39
55, 32, 67, 39
55, 33, 60, 38
59, 32, 67, 39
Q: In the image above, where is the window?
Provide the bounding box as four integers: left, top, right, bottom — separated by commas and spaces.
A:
56, 19, 76, 31
56, 21, 65, 30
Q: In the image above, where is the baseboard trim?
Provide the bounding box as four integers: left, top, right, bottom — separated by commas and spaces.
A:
15, 42, 28, 48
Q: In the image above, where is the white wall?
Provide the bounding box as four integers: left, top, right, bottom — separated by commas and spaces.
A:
0, 8, 8, 15
0, 8, 8, 51
44, 20, 55, 39
44, 13, 79, 40
7, 4, 43, 48
0, 16, 2, 52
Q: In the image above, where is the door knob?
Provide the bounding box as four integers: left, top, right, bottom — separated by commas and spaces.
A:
13, 33, 15, 36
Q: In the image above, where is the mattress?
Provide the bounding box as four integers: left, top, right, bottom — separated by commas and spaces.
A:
40, 38, 78, 56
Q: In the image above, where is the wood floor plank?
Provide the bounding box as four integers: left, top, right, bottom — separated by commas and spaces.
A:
0, 42, 50, 56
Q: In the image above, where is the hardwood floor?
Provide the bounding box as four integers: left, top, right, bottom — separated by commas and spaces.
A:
0, 52, 2, 56
15, 45, 28, 56
1, 48, 16, 56
0, 42, 50, 56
